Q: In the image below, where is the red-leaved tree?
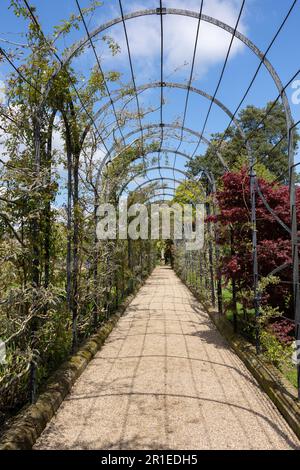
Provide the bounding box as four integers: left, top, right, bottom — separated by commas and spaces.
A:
213, 168, 300, 319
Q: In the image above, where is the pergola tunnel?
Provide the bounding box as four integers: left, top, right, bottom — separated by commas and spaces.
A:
0, 0, 300, 448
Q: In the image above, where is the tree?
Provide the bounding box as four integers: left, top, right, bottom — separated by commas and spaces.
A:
0, 0, 140, 413
212, 168, 300, 318
187, 102, 299, 183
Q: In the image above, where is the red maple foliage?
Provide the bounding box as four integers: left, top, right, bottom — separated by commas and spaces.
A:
213, 168, 300, 318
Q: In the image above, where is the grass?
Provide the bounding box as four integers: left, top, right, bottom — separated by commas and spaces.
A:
221, 285, 297, 390
283, 365, 298, 389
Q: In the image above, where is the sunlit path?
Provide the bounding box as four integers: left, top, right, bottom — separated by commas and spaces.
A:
34, 267, 299, 450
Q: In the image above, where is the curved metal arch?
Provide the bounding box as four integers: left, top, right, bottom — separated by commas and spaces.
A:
137, 147, 192, 163
118, 171, 211, 211
117, 166, 190, 199
82, 81, 243, 142
118, 175, 206, 202
113, 146, 213, 182
145, 192, 176, 201
123, 177, 184, 194
136, 193, 193, 206
97, 123, 227, 185
144, 193, 207, 206
48, 8, 292, 132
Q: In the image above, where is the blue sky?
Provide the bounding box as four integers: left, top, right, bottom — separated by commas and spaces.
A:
1, 0, 300, 199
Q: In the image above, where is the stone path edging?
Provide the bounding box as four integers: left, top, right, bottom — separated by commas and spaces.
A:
208, 310, 300, 440
0, 289, 141, 450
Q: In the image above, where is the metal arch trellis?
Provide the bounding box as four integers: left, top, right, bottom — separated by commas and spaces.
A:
142, 195, 178, 208
211, 0, 298, 163
104, 146, 214, 195
70, 0, 300, 378
18, 2, 298, 200
94, 123, 226, 229
190, 0, 246, 159
91, 85, 253, 197
84, 81, 241, 132
102, 146, 212, 212
118, 176, 192, 201
95, 123, 228, 184
69, 2, 296, 329
45, 4, 299, 250
116, 167, 214, 211
1, 1, 298, 399
13, 3, 297, 193
175, 0, 204, 155
97, 117, 246, 315
116, 167, 191, 201
75, 0, 126, 147
117, 171, 218, 308
81, 81, 245, 157
84, 78, 257, 226
157, 0, 164, 181
51, 7, 294, 129
20, 0, 114, 162
117, 0, 149, 184
17, 2, 300, 196
53, 5, 297, 218
32, 6, 295, 185
82, 79, 243, 197
92, 124, 226, 231
118, 176, 182, 212
105, 146, 212, 175
254, 118, 300, 177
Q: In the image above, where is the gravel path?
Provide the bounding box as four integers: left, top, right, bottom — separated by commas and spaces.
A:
34, 267, 299, 450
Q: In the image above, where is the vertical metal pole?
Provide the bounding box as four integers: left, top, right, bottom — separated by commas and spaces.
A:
29, 356, 37, 404
205, 188, 216, 308
211, 180, 223, 315
199, 251, 203, 291
185, 249, 188, 281
192, 251, 195, 288
204, 250, 209, 292
30, 107, 42, 404
289, 127, 300, 400
197, 250, 200, 292
115, 257, 119, 309
121, 249, 125, 301
250, 165, 260, 354
93, 197, 99, 330
230, 229, 238, 333
140, 245, 143, 278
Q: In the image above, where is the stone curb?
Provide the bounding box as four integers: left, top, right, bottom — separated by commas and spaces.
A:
178, 276, 300, 441
208, 310, 300, 440
0, 284, 143, 451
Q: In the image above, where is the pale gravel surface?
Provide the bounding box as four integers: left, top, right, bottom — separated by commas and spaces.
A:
34, 267, 299, 450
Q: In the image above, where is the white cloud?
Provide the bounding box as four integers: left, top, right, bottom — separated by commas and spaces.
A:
101, 0, 247, 81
